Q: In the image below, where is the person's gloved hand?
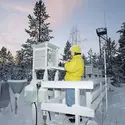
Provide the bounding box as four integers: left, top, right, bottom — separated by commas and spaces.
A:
61, 60, 67, 64
62, 59, 70, 64
67, 59, 70, 62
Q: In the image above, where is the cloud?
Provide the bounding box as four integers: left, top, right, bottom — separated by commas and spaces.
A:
0, 13, 28, 54
0, 1, 32, 13
0, 0, 83, 54
45, 0, 83, 25
5, 4, 31, 13
0, 0, 83, 25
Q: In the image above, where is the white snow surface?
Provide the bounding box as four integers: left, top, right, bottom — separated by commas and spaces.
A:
0, 84, 125, 125
0, 89, 33, 125
95, 84, 125, 125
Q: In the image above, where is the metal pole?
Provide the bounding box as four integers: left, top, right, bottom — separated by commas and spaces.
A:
104, 49, 108, 114
8, 87, 13, 112
10, 98, 13, 112
99, 37, 102, 58
15, 96, 17, 114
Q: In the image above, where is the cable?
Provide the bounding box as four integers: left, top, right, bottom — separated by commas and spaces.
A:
85, 119, 90, 125
95, 98, 107, 125
33, 102, 37, 125
48, 111, 51, 121
102, 98, 107, 125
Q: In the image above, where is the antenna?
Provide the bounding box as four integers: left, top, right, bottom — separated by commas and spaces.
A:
103, 0, 107, 28
103, 0, 108, 41
104, 12, 107, 28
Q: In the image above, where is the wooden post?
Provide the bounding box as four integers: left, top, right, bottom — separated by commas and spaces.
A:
32, 49, 37, 80
32, 103, 36, 125
75, 88, 80, 125
54, 70, 61, 98
86, 90, 92, 108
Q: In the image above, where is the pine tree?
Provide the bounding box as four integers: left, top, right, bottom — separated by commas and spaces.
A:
101, 38, 117, 76
0, 47, 14, 80
92, 53, 99, 68
25, 0, 53, 43
116, 22, 125, 77
87, 49, 99, 68
14, 50, 26, 69
97, 38, 119, 84
63, 41, 71, 61
87, 49, 93, 65
22, 0, 53, 69
82, 54, 88, 65
58, 41, 71, 80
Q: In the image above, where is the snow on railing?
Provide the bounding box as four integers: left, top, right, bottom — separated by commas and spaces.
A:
8, 79, 27, 114
24, 68, 108, 125
39, 80, 94, 125
37, 78, 107, 125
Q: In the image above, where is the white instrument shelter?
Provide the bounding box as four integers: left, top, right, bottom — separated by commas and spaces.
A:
32, 42, 60, 79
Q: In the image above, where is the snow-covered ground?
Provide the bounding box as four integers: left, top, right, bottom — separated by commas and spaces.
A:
0, 85, 125, 125
95, 85, 125, 125
104, 85, 125, 125
0, 88, 33, 125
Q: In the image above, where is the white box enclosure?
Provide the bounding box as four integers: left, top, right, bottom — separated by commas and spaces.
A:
25, 42, 63, 103
32, 42, 59, 70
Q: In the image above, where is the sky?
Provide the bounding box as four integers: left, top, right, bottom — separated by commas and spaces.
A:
0, 0, 125, 56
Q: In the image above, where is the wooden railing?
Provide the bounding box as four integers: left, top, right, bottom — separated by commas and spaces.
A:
25, 68, 109, 125
37, 78, 108, 125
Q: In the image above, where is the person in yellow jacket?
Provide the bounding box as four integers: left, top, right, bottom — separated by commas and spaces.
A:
64, 45, 84, 123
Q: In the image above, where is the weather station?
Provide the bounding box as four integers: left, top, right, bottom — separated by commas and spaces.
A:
23, 41, 111, 125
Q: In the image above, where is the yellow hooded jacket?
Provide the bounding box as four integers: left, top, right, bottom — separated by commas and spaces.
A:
64, 55, 84, 81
